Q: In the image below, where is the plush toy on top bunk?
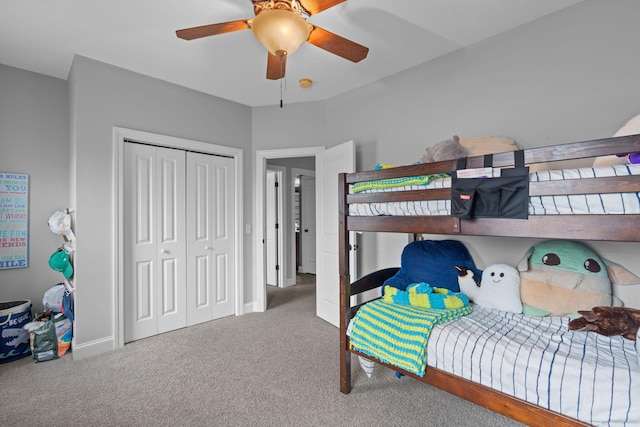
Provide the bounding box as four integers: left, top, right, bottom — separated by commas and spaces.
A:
456, 264, 523, 314
419, 135, 523, 164
593, 113, 640, 167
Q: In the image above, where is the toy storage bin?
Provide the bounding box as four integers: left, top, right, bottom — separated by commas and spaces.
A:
0, 300, 32, 363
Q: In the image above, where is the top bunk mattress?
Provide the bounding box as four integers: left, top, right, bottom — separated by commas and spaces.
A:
348, 163, 640, 217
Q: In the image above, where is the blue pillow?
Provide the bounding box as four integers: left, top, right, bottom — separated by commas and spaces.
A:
382, 239, 481, 294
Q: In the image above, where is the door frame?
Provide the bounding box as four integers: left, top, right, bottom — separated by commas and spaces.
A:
254, 147, 324, 312
298, 173, 316, 274
113, 127, 244, 349
265, 167, 285, 287
291, 167, 315, 276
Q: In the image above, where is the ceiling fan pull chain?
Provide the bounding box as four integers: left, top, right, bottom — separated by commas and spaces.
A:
280, 77, 284, 108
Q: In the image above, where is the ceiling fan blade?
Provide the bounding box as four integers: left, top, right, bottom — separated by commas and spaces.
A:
266, 52, 287, 80
176, 19, 250, 40
299, 0, 346, 16
307, 26, 368, 63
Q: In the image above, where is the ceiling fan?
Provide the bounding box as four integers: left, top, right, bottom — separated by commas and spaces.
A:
176, 0, 369, 80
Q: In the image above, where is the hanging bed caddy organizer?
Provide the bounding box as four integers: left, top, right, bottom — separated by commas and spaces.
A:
450, 150, 529, 219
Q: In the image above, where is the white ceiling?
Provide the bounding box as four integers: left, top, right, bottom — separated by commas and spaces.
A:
1, 0, 583, 107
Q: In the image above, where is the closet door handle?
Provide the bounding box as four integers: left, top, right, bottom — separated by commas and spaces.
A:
204, 246, 213, 251
160, 249, 169, 254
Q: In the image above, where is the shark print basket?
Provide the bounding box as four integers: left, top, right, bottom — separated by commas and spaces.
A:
0, 300, 32, 363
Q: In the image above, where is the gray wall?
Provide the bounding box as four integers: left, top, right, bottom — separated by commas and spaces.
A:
2, 0, 640, 359
0, 64, 70, 309
68, 56, 252, 355
252, 0, 640, 278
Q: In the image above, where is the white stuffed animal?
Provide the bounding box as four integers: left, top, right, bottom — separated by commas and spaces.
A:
457, 264, 522, 314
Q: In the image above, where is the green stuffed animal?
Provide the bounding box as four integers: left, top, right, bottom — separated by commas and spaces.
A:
518, 240, 611, 317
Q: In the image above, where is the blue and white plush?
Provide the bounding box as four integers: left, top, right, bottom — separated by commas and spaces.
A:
382, 240, 482, 294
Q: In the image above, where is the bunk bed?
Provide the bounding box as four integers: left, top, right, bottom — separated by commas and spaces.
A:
338, 134, 640, 427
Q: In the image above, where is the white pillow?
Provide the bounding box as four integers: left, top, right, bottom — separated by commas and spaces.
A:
613, 113, 640, 137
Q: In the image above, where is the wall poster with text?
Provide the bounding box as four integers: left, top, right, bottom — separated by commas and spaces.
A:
0, 173, 29, 269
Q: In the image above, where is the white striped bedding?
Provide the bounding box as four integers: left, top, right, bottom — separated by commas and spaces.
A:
348, 164, 640, 217
427, 306, 640, 426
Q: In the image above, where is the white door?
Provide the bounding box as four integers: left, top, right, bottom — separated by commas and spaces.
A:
265, 170, 278, 286
124, 143, 187, 342
300, 175, 316, 274
315, 140, 355, 327
186, 152, 236, 326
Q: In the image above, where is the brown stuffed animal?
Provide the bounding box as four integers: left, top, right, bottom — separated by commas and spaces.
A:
568, 306, 640, 340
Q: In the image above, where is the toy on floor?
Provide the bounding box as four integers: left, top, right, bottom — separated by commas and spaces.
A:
568, 306, 640, 340
456, 264, 522, 314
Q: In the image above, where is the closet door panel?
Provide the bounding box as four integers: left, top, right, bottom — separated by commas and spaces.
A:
210, 156, 235, 319
187, 153, 236, 325
124, 144, 187, 342
156, 147, 187, 333
187, 155, 214, 326
125, 143, 236, 339
215, 253, 229, 303
195, 254, 210, 308
135, 261, 153, 321
124, 144, 158, 342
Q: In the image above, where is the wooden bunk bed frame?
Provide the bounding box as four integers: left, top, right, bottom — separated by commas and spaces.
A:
338, 134, 640, 427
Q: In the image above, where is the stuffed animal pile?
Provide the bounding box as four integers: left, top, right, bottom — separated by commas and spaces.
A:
386, 239, 640, 343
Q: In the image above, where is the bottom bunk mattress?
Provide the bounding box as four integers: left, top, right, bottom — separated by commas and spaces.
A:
350, 305, 640, 426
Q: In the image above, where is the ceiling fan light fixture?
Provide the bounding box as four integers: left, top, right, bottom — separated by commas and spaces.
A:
251, 9, 310, 57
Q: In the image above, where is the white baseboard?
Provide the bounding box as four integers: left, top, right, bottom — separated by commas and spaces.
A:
245, 301, 262, 313
72, 336, 115, 360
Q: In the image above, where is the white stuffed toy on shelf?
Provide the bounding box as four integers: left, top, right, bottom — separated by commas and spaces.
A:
456, 264, 523, 314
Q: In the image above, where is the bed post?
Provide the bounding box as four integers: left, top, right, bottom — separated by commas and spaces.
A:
338, 172, 352, 394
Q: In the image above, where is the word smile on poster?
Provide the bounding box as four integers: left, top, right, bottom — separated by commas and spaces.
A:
0, 172, 29, 269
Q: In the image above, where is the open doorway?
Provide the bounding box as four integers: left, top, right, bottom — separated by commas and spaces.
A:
256, 142, 356, 324
265, 164, 318, 310
256, 147, 324, 313
265, 158, 316, 297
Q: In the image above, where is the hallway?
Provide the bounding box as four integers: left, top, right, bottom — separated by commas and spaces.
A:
266, 273, 315, 310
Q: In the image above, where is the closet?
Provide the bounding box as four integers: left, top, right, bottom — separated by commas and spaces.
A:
123, 142, 235, 343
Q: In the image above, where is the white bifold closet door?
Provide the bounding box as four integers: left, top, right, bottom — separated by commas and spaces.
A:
124, 143, 235, 343
186, 151, 235, 326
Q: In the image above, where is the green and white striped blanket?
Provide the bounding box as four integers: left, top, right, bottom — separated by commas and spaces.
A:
349, 299, 472, 376
351, 172, 449, 193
